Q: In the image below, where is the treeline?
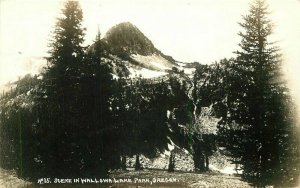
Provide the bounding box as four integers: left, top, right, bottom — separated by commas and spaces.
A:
0, 0, 299, 187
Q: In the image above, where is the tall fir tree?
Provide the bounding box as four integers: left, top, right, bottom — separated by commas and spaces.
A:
36, 0, 88, 178
80, 28, 118, 175
217, 0, 300, 187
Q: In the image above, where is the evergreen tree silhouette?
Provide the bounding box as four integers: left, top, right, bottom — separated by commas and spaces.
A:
36, 1, 88, 178
217, 0, 300, 187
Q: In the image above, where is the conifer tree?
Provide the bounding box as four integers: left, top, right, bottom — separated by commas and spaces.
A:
36, 0, 87, 178
217, 0, 300, 187
80, 28, 118, 175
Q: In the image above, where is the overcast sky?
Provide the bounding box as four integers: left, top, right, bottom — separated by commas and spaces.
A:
0, 0, 300, 107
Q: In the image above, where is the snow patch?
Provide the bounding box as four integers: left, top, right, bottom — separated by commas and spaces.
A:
131, 54, 172, 70
128, 67, 167, 78
183, 67, 195, 74
168, 143, 175, 151
167, 110, 171, 118
175, 62, 195, 74
183, 148, 190, 154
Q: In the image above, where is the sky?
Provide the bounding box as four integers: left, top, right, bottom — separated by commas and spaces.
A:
0, 0, 300, 109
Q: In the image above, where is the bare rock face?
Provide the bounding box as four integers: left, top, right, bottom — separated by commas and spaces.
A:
104, 22, 157, 56
103, 22, 177, 75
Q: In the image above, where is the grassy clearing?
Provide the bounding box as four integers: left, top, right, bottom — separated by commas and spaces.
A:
0, 168, 251, 188
110, 169, 251, 188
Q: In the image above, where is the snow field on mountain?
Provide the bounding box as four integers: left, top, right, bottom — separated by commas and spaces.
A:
131, 54, 173, 70
128, 67, 168, 78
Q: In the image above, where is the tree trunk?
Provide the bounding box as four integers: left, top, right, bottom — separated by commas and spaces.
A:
121, 155, 126, 170
135, 154, 142, 170
193, 151, 205, 171
235, 163, 240, 174
168, 151, 175, 172
205, 155, 209, 171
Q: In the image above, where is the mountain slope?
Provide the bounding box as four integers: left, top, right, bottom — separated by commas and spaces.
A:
0, 22, 197, 92
102, 22, 185, 77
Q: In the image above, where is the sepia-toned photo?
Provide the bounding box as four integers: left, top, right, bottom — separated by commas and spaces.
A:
0, 0, 299, 187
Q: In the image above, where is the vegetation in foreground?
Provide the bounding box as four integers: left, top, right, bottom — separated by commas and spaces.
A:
1, 168, 251, 188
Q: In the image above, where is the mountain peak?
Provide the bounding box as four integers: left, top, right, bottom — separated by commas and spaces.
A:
115, 21, 137, 28
104, 22, 157, 56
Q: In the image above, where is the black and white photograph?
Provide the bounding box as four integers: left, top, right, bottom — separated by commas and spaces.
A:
0, 0, 300, 187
